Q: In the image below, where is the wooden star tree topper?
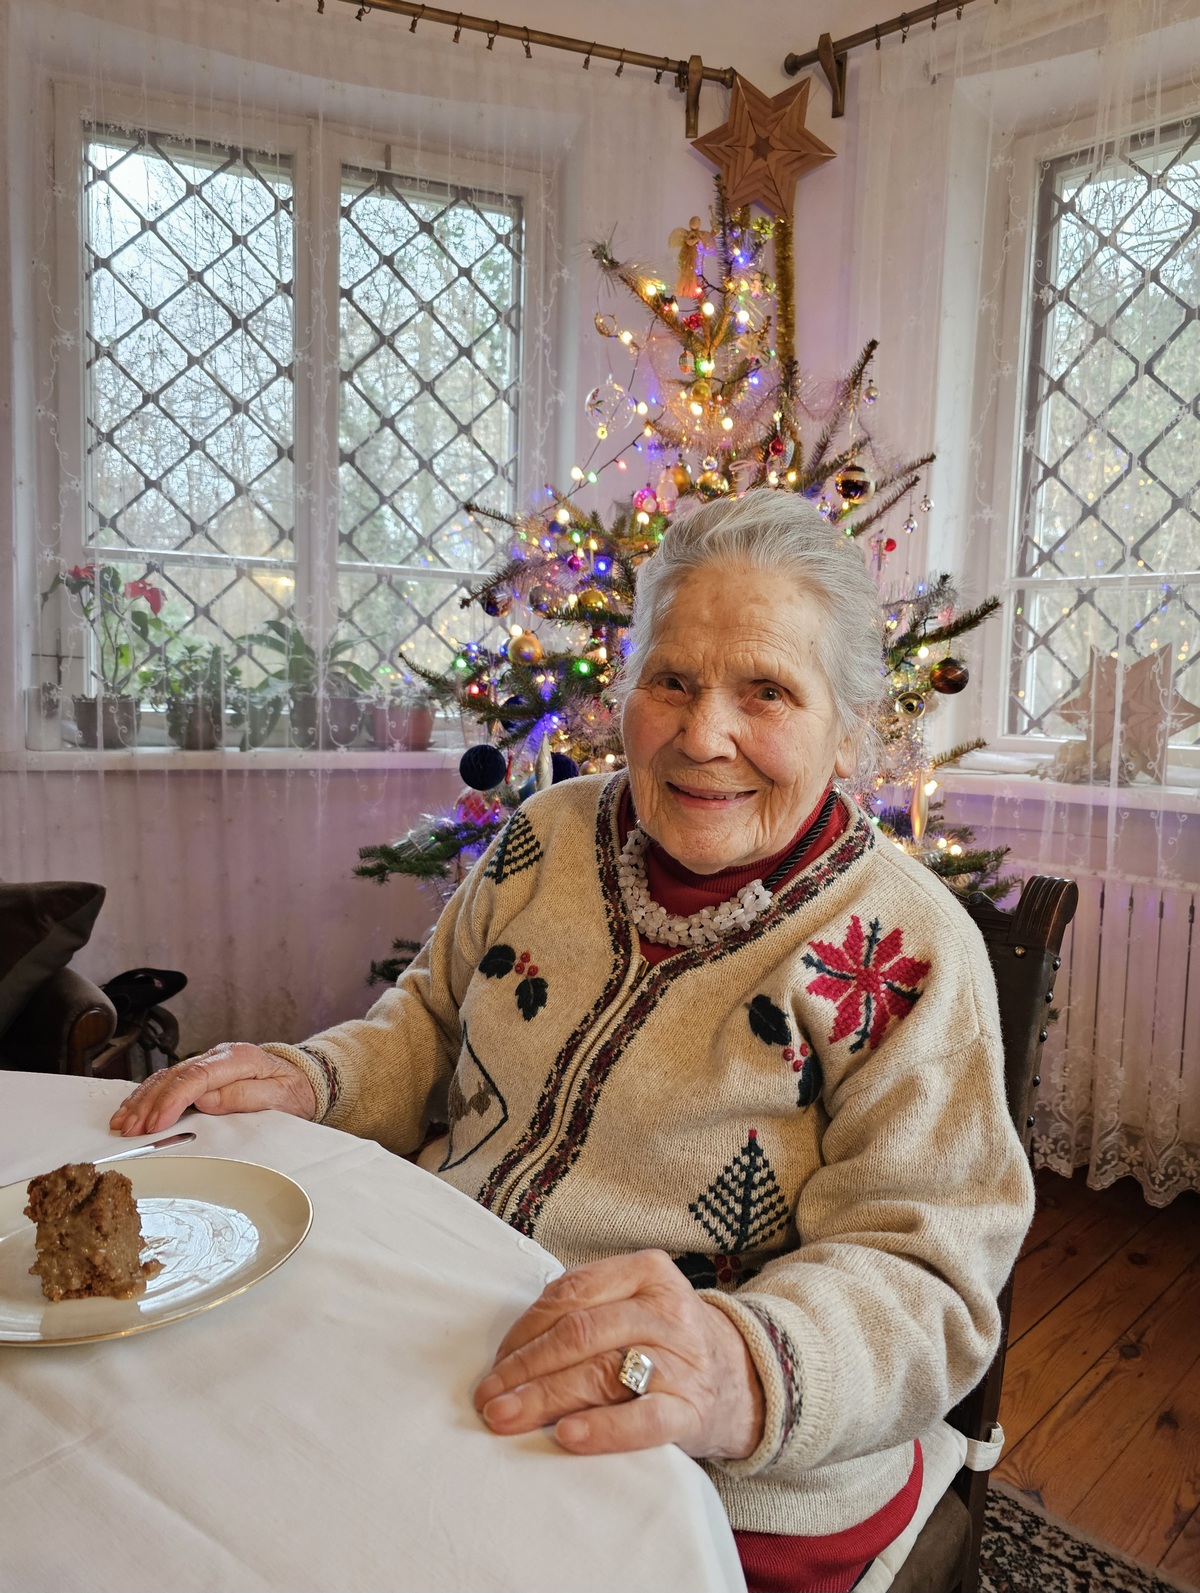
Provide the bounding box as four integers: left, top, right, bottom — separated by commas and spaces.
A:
691, 73, 835, 220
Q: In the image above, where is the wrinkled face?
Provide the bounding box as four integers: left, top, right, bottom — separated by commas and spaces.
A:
621, 563, 857, 875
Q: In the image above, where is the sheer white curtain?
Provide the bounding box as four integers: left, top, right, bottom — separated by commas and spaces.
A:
849, 0, 1200, 1204
0, 0, 687, 1054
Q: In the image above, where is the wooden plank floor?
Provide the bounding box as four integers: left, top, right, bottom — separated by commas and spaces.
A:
996, 1167, 1200, 1586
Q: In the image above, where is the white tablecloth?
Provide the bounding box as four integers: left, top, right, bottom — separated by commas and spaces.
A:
0, 1072, 744, 1593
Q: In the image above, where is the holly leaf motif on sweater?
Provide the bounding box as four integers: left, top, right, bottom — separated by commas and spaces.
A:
479, 944, 517, 979
516, 975, 548, 1021
748, 994, 792, 1048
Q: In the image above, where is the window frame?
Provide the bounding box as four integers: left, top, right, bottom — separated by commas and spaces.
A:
40, 77, 552, 738
976, 87, 1200, 772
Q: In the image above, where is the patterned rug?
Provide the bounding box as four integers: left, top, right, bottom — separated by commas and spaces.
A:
981, 1487, 1194, 1593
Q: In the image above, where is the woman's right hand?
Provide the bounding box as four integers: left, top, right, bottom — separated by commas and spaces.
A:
108, 1043, 317, 1137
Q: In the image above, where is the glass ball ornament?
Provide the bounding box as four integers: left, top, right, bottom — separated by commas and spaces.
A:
632, 485, 658, 514
835, 463, 874, 504
507, 630, 544, 666
481, 590, 511, 618
920, 494, 933, 513
817, 496, 832, 519
528, 583, 550, 612
459, 742, 507, 791
690, 378, 712, 403
584, 376, 634, 436
577, 587, 607, 613
894, 690, 926, 720
863, 380, 879, 404
930, 657, 970, 695
903, 514, 918, 535
696, 468, 730, 499
498, 694, 525, 729
671, 462, 692, 493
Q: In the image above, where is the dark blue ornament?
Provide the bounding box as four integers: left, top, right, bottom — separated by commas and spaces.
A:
498, 694, 525, 730
550, 753, 579, 783
517, 775, 537, 800
459, 743, 507, 791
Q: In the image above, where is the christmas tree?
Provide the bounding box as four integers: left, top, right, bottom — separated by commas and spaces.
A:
357, 182, 1012, 924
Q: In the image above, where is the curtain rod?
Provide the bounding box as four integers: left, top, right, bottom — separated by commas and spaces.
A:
331, 0, 735, 135
783, 0, 996, 117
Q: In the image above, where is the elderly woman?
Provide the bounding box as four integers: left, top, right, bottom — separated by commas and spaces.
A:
112, 492, 1032, 1593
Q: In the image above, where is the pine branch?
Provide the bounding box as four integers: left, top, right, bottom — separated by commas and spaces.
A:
356, 818, 501, 882
367, 938, 423, 986
845, 477, 920, 539
916, 598, 1003, 652
931, 738, 988, 769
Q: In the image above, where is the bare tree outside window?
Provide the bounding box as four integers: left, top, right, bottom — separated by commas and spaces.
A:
1010, 119, 1200, 746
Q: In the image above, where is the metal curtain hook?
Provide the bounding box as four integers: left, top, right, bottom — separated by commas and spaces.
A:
932, 1, 940, 28
875, 23, 882, 48
453, 13, 463, 42
615, 49, 625, 77
901, 14, 910, 41
486, 22, 498, 49
409, 3, 424, 29
583, 42, 594, 69
654, 64, 664, 82
522, 25, 531, 56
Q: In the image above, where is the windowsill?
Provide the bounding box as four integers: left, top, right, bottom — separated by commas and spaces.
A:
0, 747, 465, 773
936, 752, 1200, 813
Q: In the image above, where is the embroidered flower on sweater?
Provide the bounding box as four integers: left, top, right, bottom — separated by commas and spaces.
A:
803, 915, 931, 1054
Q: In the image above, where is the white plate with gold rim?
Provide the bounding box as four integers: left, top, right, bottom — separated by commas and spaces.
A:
0, 1156, 312, 1345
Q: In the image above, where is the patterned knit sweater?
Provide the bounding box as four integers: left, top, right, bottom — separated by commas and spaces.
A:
264, 772, 1033, 1538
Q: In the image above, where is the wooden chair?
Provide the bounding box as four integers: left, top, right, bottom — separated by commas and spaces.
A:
890, 874, 1079, 1593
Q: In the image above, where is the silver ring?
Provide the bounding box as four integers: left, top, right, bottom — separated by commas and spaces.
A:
618, 1348, 654, 1397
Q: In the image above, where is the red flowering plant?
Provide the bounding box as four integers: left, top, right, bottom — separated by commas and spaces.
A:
42, 561, 169, 698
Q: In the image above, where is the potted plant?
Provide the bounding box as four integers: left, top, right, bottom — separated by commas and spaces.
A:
244, 620, 375, 749
42, 563, 165, 748
369, 675, 438, 751
147, 638, 230, 751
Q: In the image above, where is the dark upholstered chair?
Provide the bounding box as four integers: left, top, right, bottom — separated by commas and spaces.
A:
889, 874, 1079, 1593
0, 881, 139, 1078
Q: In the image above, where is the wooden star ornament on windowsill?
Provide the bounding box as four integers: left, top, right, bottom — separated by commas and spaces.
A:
691, 73, 835, 220
1046, 648, 1200, 784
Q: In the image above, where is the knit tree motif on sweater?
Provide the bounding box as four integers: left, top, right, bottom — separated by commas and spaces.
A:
484, 811, 543, 884
803, 915, 931, 1054
689, 1129, 789, 1254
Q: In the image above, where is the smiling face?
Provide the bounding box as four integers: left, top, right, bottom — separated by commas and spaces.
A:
621, 563, 857, 875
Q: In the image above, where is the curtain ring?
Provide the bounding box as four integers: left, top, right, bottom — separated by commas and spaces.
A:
931, 1, 940, 29
355, 3, 370, 19
956, 2, 964, 16
409, 3, 424, 30
522, 25, 531, 57
615, 49, 625, 78
582, 42, 594, 69
874, 24, 882, 48
486, 22, 498, 49
453, 14, 463, 42
901, 14, 910, 41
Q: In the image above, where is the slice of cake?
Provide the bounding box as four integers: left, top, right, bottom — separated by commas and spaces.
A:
24, 1162, 162, 1302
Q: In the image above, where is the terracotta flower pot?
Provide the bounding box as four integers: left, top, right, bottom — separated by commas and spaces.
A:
370, 703, 435, 751
290, 693, 364, 749
73, 695, 140, 749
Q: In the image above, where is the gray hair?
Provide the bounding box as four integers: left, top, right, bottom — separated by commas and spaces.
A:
613, 490, 884, 778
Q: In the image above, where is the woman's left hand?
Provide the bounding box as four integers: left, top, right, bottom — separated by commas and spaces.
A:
473, 1249, 765, 1461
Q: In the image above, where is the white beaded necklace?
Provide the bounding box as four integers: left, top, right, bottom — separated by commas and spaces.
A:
617, 789, 840, 950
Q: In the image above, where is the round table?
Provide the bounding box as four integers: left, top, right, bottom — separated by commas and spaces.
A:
0, 1070, 744, 1593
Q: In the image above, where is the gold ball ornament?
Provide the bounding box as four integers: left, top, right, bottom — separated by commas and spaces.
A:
577, 588, 607, 613
895, 690, 926, 720
671, 462, 693, 493
690, 378, 712, 403
835, 463, 874, 504
696, 468, 730, 499
507, 631, 544, 666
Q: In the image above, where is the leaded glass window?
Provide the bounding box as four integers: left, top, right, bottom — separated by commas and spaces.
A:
1010, 119, 1200, 746
337, 169, 522, 674
84, 129, 296, 679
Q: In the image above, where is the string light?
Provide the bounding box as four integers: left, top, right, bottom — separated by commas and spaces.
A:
701, 301, 716, 317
